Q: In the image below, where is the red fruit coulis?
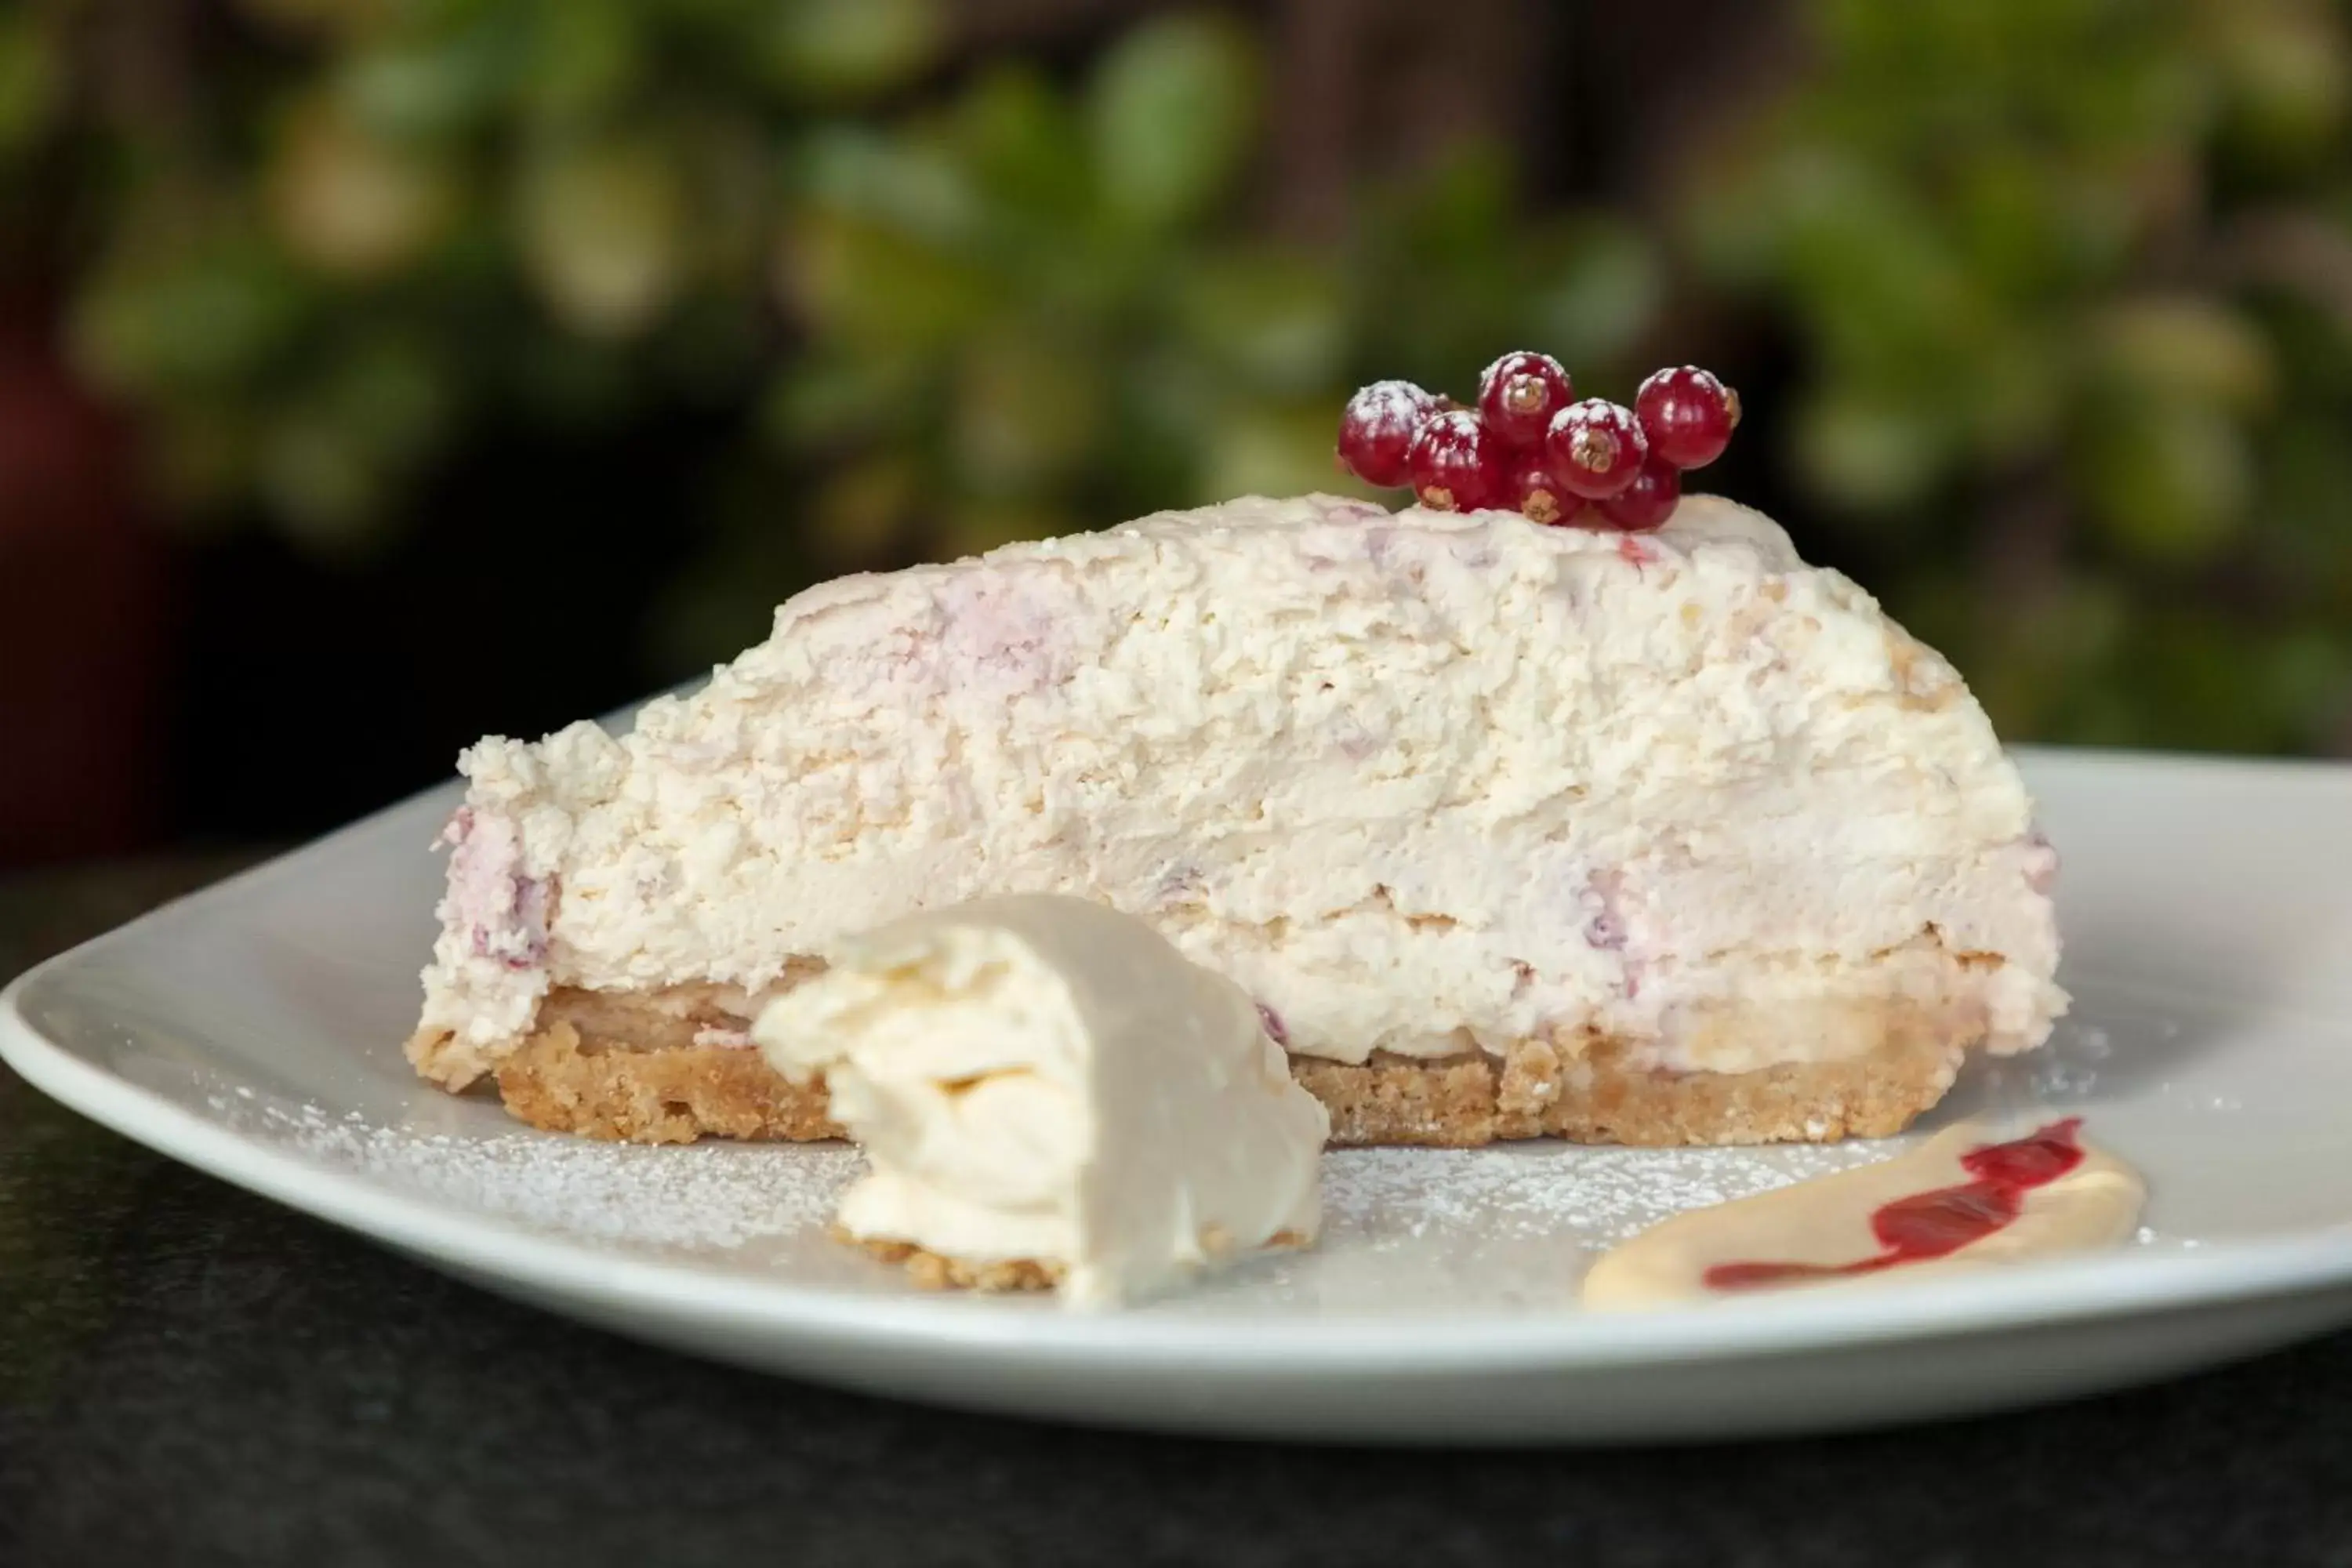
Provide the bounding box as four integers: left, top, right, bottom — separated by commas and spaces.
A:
1702, 1118, 2087, 1292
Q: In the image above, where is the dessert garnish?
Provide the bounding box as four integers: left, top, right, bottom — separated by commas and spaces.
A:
751, 895, 1327, 1306
1634, 365, 1740, 470
1337, 352, 1742, 532
1402, 406, 1502, 514
1334, 379, 1436, 488
1545, 398, 1649, 500
1598, 452, 1681, 533
1581, 1119, 2146, 1310
1504, 452, 1567, 524
1475, 350, 1573, 447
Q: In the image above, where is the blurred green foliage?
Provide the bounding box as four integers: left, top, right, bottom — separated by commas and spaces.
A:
1693, 0, 2352, 752
10, 0, 2352, 752
0, 0, 1654, 673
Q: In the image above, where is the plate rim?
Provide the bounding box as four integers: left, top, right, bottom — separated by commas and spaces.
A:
9, 742, 2352, 1373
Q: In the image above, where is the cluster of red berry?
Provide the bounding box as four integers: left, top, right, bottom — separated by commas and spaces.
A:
1336, 354, 1740, 532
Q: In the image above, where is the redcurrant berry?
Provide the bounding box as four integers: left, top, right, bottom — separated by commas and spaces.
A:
1633, 366, 1739, 470
1476, 350, 1573, 449
1406, 409, 1505, 512
1504, 454, 1569, 524
1595, 452, 1681, 532
1544, 400, 1648, 499
1337, 379, 1437, 488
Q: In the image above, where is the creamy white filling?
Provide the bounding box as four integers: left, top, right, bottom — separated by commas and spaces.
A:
751, 895, 1327, 1307
417, 493, 2063, 1080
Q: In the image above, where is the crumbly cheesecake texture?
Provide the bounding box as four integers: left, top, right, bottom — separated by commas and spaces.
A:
408, 492, 2064, 1146
752, 895, 1326, 1305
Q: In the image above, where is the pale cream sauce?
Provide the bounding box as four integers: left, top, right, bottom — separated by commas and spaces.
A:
1582, 1120, 2147, 1311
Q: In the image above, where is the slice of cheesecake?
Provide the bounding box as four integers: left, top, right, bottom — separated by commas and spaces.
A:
407, 492, 2063, 1147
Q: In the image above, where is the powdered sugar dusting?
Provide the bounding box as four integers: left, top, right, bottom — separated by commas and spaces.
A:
1319, 1142, 1892, 1247
213, 1094, 1892, 1262
194, 1091, 2176, 1311
223, 1098, 862, 1253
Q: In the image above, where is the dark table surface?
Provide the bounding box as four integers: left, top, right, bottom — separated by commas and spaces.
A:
3, 857, 2350, 1568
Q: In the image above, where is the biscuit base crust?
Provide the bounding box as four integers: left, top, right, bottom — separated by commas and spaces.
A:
409, 985, 1965, 1149
840, 1226, 1312, 1295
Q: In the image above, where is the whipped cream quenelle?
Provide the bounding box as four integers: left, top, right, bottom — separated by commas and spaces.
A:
410, 491, 2063, 1147
750, 895, 1327, 1305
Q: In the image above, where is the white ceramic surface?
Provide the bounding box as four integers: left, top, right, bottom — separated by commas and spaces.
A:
5, 746, 2351, 1444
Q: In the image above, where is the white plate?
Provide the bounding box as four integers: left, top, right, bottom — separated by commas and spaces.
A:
6, 746, 2352, 1444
